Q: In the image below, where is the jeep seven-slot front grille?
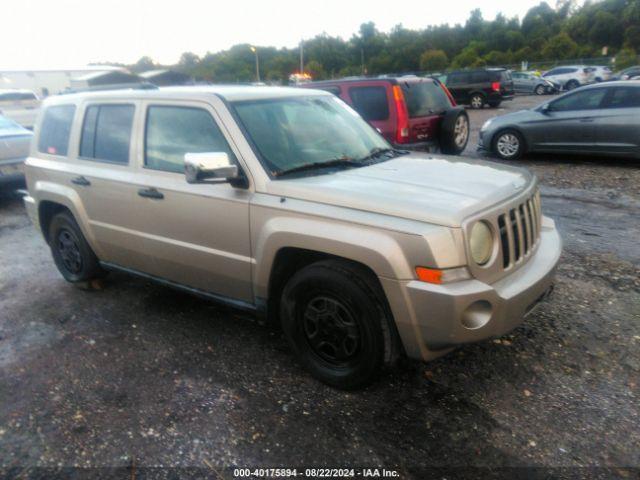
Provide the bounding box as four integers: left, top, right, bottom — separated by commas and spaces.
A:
497, 191, 541, 269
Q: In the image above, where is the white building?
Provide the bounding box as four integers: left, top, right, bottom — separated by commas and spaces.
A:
0, 66, 126, 96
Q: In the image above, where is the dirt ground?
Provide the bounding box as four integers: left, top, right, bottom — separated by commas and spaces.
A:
0, 95, 639, 478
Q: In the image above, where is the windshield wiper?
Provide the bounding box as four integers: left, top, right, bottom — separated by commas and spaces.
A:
274, 157, 363, 178
358, 147, 408, 164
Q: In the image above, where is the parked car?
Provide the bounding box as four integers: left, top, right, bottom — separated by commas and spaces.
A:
444, 68, 515, 109
301, 76, 469, 155
586, 66, 612, 82
0, 114, 32, 188
609, 66, 640, 81
0, 89, 40, 129
512, 71, 558, 95
479, 81, 640, 160
541, 66, 593, 91
23, 86, 560, 389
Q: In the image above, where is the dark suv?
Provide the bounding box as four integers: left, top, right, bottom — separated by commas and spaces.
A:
301, 76, 470, 155
445, 68, 515, 109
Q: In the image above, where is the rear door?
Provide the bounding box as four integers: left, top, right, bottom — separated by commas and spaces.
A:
595, 86, 640, 155
347, 83, 394, 142
446, 72, 471, 104
539, 88, 608, 152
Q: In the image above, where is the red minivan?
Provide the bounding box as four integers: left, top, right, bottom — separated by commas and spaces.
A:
300, 76, 470, 155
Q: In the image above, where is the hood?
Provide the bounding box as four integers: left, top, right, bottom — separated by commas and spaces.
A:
266, 154, 533, 227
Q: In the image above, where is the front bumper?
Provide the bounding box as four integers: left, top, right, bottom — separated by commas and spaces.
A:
382, 217, 561, 361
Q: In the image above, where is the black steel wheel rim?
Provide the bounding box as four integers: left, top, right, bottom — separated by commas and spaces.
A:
302, 295, 361, 366
57, 228, 83, 274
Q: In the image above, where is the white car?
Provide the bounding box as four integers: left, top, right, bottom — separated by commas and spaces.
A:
0, 89, 41, 129
542, 66, 594, 91
586, 66, 612, 82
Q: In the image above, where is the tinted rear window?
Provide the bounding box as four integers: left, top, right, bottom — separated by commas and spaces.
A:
401, 81, 451, 117
348, 86, 389, 121
38, 105, 76, 156
80, 104, 134, 164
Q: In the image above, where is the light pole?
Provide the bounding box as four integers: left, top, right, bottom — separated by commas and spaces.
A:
250, 46, 260, 82
299, 40, 304, 75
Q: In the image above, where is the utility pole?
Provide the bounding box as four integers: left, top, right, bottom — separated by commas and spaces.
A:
250, 46, 260, 82
300, 40, 304, 74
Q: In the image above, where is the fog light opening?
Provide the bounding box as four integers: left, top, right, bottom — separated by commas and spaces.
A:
461, 300, 493, 330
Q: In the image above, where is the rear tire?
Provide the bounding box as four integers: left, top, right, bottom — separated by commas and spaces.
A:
492, 129, 525, 160
280, 260, 398, 390
49, 212, 104, 283
565, 80, 579, 91
469, 93, 485, 109
439, 108, 469, 155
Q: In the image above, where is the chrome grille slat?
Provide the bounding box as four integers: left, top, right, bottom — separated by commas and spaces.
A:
496, 190, 541, 270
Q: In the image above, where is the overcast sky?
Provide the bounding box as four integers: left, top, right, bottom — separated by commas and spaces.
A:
3, 0, 561, 69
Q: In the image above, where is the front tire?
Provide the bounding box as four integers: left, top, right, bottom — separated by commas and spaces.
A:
469, 93, 485, 109
492, 129, 525, 160
280, 260, 397, 390
49, 211, 104, 283
534, 84, 545, 95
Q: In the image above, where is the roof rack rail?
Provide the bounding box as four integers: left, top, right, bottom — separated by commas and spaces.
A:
60, 82, 158, 95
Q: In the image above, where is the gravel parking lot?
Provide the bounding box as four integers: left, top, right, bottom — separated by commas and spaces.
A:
1, 95, 639, 477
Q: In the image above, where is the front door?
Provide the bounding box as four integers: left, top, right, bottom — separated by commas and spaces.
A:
130, 100, 253, 303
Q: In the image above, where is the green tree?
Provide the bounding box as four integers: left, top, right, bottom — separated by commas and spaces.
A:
419, 49, 448, 72
615, 48, 638, 70
541, 32, 578, 59
305, 60, 326, 80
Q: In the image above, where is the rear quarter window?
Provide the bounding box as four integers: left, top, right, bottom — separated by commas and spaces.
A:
38, 105, 76, 156
470, 71, 489, 83
348, 86, 389, 121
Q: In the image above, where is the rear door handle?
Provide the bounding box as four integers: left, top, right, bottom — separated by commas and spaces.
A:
71, 176, 91, 186
138, 187, 164, 200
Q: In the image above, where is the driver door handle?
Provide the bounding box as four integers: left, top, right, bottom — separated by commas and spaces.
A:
579, 117, 595, 123
138, 187, 164, 200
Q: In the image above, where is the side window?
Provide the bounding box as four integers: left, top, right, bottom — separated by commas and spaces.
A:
38, 105, 76, 156
348, 86, 389, 121
145, 106, 237, 174
550, 89, 607, 112
470, 71, 488, 83
80, 104, 134, 164
605, 87, 640, 108
449, 72, 470, 84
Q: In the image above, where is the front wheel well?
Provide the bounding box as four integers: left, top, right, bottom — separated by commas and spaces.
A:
266, 248, 390, 327
38, 201, 72, 244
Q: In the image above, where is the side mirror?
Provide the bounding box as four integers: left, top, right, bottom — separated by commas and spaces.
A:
184, 152, 239, 184
540, 103, 551, 114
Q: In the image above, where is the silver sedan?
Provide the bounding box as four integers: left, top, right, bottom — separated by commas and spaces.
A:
0, 115, 32, 187
479, 81, 640, 160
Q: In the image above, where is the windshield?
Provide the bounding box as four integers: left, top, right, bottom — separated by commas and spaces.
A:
232, 95, 390, 177
401, 81, 451, 117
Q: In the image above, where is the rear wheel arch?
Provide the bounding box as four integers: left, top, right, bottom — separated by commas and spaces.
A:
39, 201, 72, 244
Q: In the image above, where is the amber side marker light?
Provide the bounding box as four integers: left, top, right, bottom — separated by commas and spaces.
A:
415, 266, 471, 284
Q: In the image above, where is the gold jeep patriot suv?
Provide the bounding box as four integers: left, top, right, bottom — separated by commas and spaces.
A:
23, 86, 561, 389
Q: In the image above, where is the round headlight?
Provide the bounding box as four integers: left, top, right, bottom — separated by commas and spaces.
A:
470, 221, 493, 265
